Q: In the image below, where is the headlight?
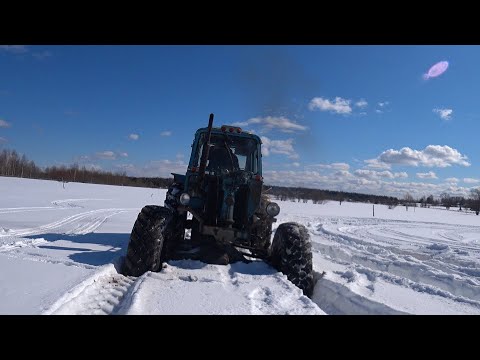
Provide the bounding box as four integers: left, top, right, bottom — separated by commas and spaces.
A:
179, 193, 191, 205
266, 202, 280, 217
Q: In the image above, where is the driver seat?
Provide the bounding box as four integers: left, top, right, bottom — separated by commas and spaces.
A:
207, 147, 239, 172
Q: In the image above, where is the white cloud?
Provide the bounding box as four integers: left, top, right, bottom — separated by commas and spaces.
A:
308, 97, 352, 114
0, 119, 11, 128
0, 46, 54, 60
160, 131, 172, 137
116, 160, 187, 178
264, 170, 328, 188
292, 162, 300, 167
232, 116, 307, 133
463, 178, 480, 184
32, 51, 52, 60
261, 136, 298, 159
330, 162, 350, 170
261, 169, 475, 199
355, 99, 368, 108
82, 151, 128, 162
176, 153, 185, 160
416, 171, 438, 179
307, 162, 350, 171
445, 177, 459, 183
0, 45, 28, 54
366, 145, 470, 168
354, 169, 408, 180
95, 151, 117, 160
375, 101, 390, 114
0, 137, 7, 144
333, 170, 353, 179
128, 133, 139, 141
364, 158, 391, 169
433, 108, 453, 121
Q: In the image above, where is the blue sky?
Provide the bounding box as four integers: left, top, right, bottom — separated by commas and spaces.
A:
0, 45, 479, 198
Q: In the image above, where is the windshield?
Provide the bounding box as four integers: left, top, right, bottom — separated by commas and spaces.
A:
195, 133, 259, 173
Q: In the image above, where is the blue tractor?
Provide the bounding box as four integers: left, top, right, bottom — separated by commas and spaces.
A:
122, 114, 314, 296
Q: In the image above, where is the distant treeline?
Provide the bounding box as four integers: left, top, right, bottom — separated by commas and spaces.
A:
0, 148, 173, 188
265, 185, 399, 205
1, 148, 479, 213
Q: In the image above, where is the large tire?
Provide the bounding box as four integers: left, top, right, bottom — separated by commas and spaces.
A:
122, 205, 178, 277
269, 222, 314, 297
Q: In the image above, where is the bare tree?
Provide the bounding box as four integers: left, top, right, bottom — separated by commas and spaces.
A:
404, 192, 414, 202
403, 192, 414, 210
470, 188, 480, 215
440, 192, 456, 210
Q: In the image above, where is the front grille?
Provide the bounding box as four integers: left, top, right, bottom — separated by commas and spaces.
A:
233, 185, 249, 228
205, 175, 223, 226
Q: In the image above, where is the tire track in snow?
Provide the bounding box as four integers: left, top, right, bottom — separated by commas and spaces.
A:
44, 262, 139, 315
215, 264, 315, 315
305, 217, 480, 311
1, 249, 99, 270
0, 207, 66, 215
317, 222, 480, 285
312, 231, 480, 303
51, 198, 111, 207
328, 224, 480, 279
0, 208, 136, 239
0, 198, 111, 214
0, 205, 136, 262
312, 274, 407, 315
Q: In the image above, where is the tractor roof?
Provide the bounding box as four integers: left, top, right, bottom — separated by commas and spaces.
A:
195, 125, 262, 143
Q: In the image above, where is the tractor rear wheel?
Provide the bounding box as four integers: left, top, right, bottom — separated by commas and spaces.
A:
122, 205, 178, 277
269, 222, 314, 297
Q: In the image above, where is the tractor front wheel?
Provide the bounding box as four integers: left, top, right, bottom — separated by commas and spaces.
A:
269, 222, 314, 297
122, 205, 178, 277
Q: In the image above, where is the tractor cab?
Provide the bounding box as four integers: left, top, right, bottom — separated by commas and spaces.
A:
177, 125, 265, 233
188, 125, 262, 177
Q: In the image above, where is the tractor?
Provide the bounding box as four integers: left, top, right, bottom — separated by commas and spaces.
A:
122, 114, 314, 297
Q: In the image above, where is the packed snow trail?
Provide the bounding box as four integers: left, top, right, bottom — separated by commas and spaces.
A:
44, 261, 323, 315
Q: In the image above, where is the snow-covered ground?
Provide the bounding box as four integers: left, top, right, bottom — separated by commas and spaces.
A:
1, 177, 479, 314
274, 200, 480, 314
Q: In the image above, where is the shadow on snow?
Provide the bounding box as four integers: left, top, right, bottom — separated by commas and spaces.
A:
25, 232, 130, 267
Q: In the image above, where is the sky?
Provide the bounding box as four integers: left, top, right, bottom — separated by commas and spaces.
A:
0, 45, 479, 198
